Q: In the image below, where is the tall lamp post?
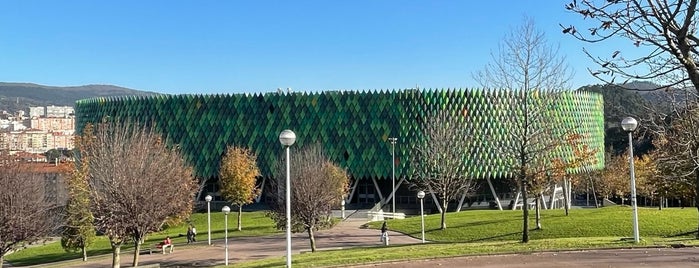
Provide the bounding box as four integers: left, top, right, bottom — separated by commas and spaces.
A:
222, 206, 231, 266
388, 137, 397, 214
621, 117, 640, 243
417, 191, 425, 243
279, 129, 296, 268
205, 195, 212, 246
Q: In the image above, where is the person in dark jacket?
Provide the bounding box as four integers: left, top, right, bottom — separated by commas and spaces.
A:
380, 221, 388, 242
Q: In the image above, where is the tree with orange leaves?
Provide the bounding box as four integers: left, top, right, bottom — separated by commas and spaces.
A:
219, 146, 262, 231
560, 133, 600, 214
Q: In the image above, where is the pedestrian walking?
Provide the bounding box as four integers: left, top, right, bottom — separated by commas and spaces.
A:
380, 220, 388, 244
186, 226, 194, 244
191, 225, 197, 242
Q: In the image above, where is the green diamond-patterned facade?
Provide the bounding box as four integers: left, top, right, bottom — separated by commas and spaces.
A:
75, 89, 604, 203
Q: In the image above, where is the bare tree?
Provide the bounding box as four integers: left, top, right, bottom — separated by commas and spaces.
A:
473, 17, 573, 243
563, 0, 699, 92
219, 146, 261, 231
0, 154, 60, 268
268, 144, 349, 252
82, 121, 198, 267
643, 94, 699, 236
410, 109, 477, 230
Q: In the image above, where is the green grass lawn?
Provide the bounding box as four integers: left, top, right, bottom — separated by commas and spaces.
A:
5, 210, 279, 266
230, 206, 699, 268
368, 206, 697, 242
7, 206, 699, 267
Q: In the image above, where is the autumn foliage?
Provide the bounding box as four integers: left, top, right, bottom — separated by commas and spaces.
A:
219, 146, 261, 231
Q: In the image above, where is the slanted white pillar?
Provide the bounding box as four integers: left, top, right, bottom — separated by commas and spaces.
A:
487, 177, 502, 210
371, 177, 385, 204
456, 191, 467, 212
426, 184, 443, 213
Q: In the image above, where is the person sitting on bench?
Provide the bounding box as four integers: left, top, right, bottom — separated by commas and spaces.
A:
160, 236, 173, 254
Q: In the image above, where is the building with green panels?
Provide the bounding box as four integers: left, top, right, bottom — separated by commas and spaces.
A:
75, 89, 604, 207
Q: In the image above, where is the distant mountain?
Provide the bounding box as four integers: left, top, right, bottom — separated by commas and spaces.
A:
0, 82, 161, 113
577, 81, 678, 156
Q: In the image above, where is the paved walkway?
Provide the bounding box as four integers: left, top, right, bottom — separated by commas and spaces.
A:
363, 247, 699, 268
25, 212, 420, 267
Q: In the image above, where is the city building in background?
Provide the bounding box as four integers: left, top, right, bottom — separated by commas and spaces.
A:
0, 105, 75, 156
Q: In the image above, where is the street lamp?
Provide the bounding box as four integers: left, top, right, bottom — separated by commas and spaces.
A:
417, 191, 426, 243
222, 205, 231, 266
279, 129, 296, 268
205, 195, 212, 246
621, 117, 640, 243
388, 137, 397, 215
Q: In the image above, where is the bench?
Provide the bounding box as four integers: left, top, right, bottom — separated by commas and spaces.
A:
147, 243, 174, 254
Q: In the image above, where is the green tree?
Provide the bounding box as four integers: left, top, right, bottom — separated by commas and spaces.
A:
219, 146, 261, 231
45, 149, 61, 163
60, 124, 96, 261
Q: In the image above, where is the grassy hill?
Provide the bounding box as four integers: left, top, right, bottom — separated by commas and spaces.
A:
0, 82, 161, 113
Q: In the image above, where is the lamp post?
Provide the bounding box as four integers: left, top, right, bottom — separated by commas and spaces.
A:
222, 206, 231, 266
388, 137, 397, 215
205, 195, 212, 246
279, 129, 296, 268
621, 117, 640, 243
417, 191, 425, 243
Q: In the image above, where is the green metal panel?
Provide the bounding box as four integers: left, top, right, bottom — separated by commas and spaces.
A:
75, 89, 605, 180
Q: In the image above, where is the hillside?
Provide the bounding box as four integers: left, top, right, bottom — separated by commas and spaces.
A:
0, 82, 161, 113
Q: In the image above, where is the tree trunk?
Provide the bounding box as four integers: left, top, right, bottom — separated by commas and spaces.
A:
587, 173, 599, 208
132, 239, 141, 267
1, 255, 4, 268
82, 244, 87, 261
695, 171, 699, 239
237, 205, 243, 231
535, 196, 541, 230
307, 227, 316, 252
440, 198, 447, 230
563, 179, 570, 216
521, 177, 529, 243
659, 196, 663, 211
111, 244, 121, 268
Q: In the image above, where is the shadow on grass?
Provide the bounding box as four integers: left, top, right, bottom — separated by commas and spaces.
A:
665, 230, 698, 238
465, 231, 522, 243
8, 248, 114, 266
449, 219, 519, 228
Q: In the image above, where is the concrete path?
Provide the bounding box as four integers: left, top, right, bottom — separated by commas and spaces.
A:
26, 213, 420, 267
363, 247, 699, 268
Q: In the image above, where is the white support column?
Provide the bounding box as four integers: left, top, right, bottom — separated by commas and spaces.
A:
371, 177, 385, 204
540, 193, 548, 210
549, 184, 557, 209
254, 177, 266, 203
426, 184, 443, 214
486, 177, 503, 210
456, 191, 467, 212
512, 191, 521, 210
383, 177, 406, 207
346, 178, 360, 204
567, 179, 572, 210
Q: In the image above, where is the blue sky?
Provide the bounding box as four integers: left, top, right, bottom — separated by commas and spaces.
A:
0, 1, 635, 95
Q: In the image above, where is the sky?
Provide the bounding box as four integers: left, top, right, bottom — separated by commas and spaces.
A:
0, 1, 637, 95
